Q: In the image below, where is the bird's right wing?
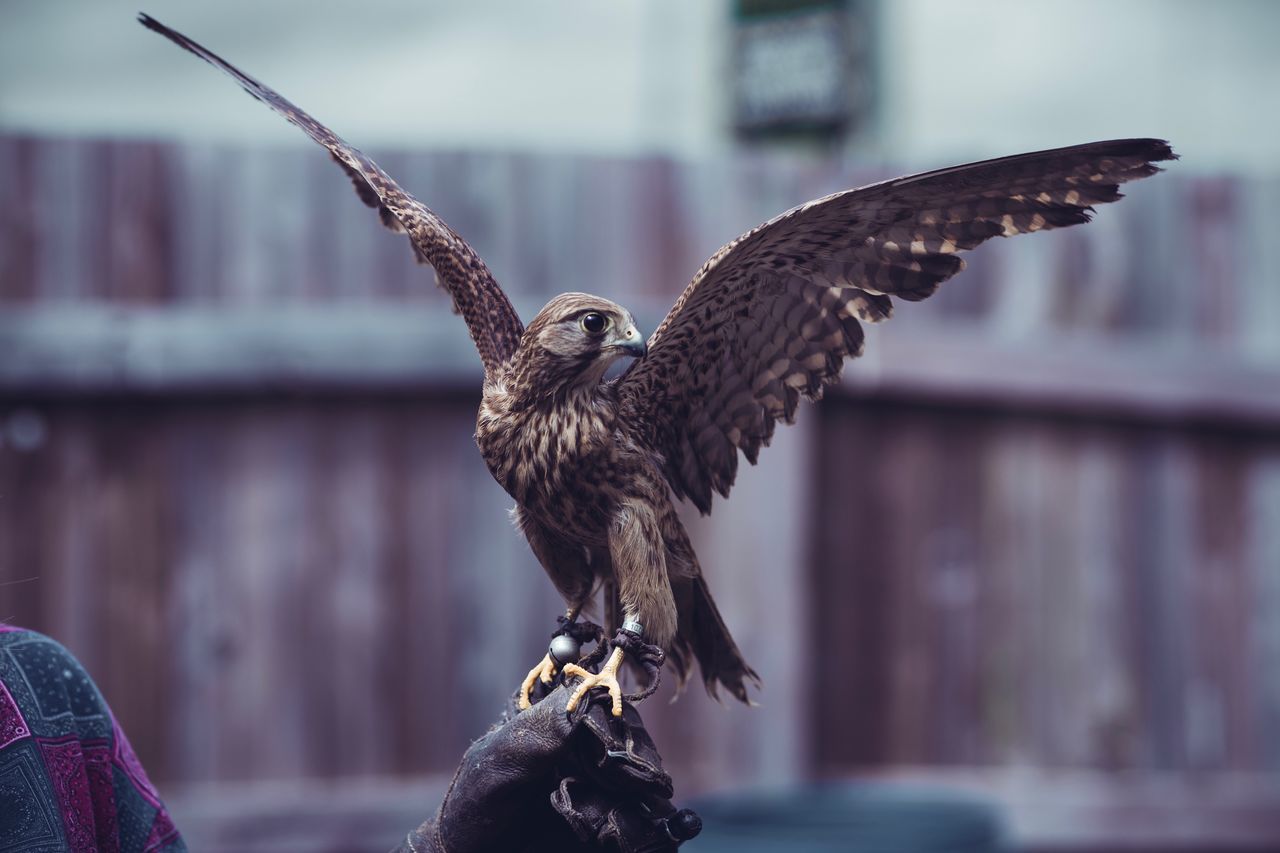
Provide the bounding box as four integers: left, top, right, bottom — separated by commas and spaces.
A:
140, 14, 524, 378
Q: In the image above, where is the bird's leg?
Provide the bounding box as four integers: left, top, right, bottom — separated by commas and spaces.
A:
563, 618, 664, 717
518, 606, 602, 711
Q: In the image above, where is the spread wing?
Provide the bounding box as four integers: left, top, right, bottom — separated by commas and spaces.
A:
616, 139, 1176, 513
139, 14, 524, 378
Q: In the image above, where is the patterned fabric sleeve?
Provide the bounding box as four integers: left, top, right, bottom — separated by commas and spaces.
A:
0, 624, 185, 853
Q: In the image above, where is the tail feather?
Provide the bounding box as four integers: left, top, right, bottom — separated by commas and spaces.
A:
671, 574, 760, 703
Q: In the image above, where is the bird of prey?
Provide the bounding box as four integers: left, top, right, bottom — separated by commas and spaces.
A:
141, 14, 1175, 716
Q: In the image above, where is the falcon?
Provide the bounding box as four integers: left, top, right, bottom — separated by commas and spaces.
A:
141, 14, 1175, 715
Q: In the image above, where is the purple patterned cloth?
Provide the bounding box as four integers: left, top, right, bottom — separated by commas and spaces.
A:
0, 624, 185, 852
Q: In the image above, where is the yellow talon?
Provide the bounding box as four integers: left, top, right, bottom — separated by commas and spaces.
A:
563, 646, 626, 717
518, 653, 558, 710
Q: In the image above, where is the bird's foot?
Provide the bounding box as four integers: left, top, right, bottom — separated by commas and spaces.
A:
564, 646, 626, 717
518, 653, 559, 711
563, 628, 665, 717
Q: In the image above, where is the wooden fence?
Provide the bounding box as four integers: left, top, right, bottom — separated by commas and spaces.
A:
2, 134, 1279, 848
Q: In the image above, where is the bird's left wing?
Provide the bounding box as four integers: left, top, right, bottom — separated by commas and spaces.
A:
616, 139, 1175, 514
139, 14, 524, 378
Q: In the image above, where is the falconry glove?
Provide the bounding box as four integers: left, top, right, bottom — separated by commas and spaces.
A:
396, 683, 700, 853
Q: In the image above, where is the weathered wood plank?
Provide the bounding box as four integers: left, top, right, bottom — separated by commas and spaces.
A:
1247, 452, 1280, 773
810, 404, 895, 767
0, 137, 39, 301
1070, 433, 1141, 769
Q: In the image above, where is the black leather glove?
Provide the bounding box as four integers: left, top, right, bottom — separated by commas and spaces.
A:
395, 681, 701, 853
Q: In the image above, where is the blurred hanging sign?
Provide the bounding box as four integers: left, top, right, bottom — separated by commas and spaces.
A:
732, 0, 872, 139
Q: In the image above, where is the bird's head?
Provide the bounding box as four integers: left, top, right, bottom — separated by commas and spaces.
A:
514, 292, 646, 395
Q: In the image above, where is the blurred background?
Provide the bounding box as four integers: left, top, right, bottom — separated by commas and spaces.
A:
2, 0, 1279, 850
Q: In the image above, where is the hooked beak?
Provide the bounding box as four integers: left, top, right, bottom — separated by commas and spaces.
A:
613, 324, 647, 358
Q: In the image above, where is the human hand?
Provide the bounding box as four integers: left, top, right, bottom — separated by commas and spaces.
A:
398, 680, 701, 853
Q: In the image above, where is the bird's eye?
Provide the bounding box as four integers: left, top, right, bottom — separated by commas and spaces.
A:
580, 312, 609, 335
